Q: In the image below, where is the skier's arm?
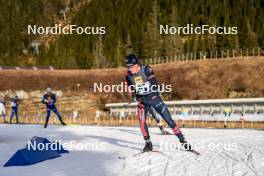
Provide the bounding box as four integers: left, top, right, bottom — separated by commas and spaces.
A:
42, 95, 48, 104
125, 74, 136, 98
145, 66, 158, 86
125, 74, 137, 106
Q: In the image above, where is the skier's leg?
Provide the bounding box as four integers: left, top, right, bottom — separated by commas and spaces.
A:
154, 101, 192, 150
9, 109, 14, 124
52, 107, 66, 125
137, 102, 153, 152
149, 106, 160, 124
137, 103, 150, 140
153, 97, 185, 142
149, 106, 168, 134
15, 108, 19, 123
44, 108, 51, 128
2, 107, 7, 123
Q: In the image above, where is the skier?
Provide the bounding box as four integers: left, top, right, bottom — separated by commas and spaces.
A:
125, 54, 192, 152
0, 96, 7, 123
9, 96, 20, 124
42, 87, 66, 128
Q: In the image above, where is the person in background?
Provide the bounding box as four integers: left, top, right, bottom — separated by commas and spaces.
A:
0, 96, 7, 123
42, 87, 66, 128
9, 96, 20, 124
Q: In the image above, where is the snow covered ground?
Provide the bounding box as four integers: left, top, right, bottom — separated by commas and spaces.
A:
0, 124, 264, 176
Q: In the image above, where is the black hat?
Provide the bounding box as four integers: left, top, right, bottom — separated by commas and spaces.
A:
126, 54, 139, 66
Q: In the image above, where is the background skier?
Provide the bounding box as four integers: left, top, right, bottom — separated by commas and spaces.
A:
42, 87, 66, 128
9, 95, 20, 124
0, 96, 7, 123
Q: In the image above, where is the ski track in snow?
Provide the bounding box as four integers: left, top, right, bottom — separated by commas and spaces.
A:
0, 124, 264, 176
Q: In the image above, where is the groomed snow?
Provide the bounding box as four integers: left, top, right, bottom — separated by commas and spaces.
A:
0, 124, 264, 176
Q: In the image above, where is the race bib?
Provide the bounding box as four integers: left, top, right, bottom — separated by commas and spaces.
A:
135, 81, 151, 95
133, 76, 144, 85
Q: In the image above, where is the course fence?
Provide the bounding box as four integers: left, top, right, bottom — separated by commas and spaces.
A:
142, 47, 264, 65
1, 97, 264, 129
2, 113, 264, 129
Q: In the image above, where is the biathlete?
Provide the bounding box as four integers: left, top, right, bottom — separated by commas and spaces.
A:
125, 54, 193, 152
9, 96, 20, 124
0, 97, 7, 123
42, 87, 66, 128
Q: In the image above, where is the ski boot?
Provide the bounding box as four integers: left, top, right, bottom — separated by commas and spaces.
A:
143, 141, 153, 152
181, 139, 200, 155
180, 140, 193, 151
61, 121, 67, 126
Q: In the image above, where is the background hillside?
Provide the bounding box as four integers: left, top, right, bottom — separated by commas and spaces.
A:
1, 57, 263, 101
0, 0, 264, 68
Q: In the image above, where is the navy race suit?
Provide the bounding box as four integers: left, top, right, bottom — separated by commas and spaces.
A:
42, 93, 64, 128
148, 106, 162, 126
9, 97, 20, 123
125, 65, 185, 142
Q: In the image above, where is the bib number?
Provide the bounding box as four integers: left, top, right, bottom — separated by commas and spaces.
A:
135, 81, 151, 95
